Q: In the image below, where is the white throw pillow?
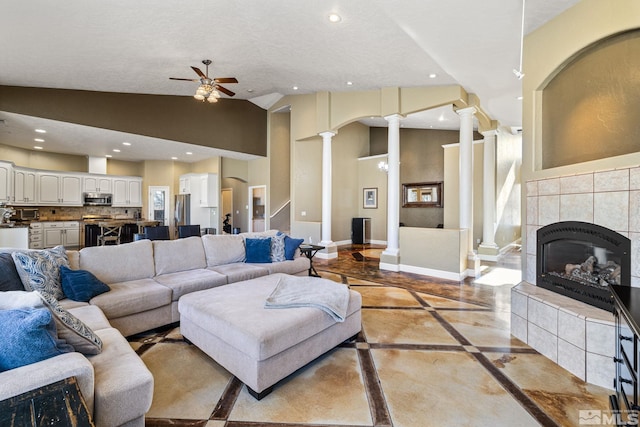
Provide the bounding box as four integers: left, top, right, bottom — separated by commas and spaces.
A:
0, 290, 44, 309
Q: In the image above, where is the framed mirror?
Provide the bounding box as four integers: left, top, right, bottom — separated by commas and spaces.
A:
402, 182, 443, 208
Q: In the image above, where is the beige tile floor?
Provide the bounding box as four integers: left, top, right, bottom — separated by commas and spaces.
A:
130, 245, 613, 427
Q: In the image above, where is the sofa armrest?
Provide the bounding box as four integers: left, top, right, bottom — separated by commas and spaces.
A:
0, 352, 95, 413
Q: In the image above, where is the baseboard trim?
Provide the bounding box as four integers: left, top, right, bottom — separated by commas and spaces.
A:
399, 264, 467, 282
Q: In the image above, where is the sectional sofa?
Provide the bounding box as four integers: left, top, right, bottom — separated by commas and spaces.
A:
0, 231, 310, 427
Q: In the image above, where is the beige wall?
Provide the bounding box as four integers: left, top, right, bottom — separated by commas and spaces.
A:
269, 111, 291, 231
357, 156, 388, 242
1, 144, 88, 172
494, 131, 522, 249
522, 0, 640, 275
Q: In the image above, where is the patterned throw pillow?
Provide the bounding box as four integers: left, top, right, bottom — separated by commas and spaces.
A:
36, 291, 102, 355
11, 246, 69, 300
271, 233, 286, 262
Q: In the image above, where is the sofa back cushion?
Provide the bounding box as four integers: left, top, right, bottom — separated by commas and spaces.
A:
79, 239, 155, 284
202, 235, 245, 267
153, 236, 206, 275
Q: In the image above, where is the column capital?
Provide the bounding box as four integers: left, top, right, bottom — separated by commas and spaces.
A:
318, 131, 336, 139
481, 129, 498, 138
384, 114, 404, 123
456, 106, 477, 117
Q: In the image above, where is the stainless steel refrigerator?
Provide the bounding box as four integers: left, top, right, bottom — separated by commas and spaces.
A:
174, 194, 191, 228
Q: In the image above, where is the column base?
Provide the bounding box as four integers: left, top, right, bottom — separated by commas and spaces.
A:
466, 252, 481, 278
478, 242, 500, 262
380, 248, 400, 272
315, 241, 338, 259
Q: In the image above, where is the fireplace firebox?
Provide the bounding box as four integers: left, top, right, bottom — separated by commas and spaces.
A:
537, 221, 630, 311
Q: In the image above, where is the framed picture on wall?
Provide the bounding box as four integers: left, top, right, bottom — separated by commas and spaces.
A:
363, 187, 378, 209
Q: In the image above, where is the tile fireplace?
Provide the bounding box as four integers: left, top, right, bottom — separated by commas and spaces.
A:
536, 221, 631, 311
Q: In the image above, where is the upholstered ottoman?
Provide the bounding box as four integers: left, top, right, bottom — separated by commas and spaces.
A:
178, 273, 362, 399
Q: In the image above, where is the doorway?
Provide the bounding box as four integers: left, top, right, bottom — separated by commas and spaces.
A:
221, 188, 233, 234
148, 186, 170, 226
248, 185, 267, 232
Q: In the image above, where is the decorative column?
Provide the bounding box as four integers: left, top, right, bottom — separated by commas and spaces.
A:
478, 129, 500, 260
456, 107, 480, 276
380, 114, 402, 272
318, 131, 337, 259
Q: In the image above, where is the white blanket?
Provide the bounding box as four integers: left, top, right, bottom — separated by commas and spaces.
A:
265, 275, 350, 322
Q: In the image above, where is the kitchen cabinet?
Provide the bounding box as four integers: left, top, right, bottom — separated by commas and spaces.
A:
29, 222, 43, 249
37, 173, 82, 206
14, 168, 37, 205
0, 161, 13, 203
83, 175, 112, 194
43, 221, 80, 248
112, 177, 142, 207
199, 174, 218, 207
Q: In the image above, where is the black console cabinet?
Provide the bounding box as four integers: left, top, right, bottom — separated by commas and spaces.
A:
351, 217, 371, 244
610, 285, 640, 422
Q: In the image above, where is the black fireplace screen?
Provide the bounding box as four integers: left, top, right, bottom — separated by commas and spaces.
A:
537, 221, 630, 310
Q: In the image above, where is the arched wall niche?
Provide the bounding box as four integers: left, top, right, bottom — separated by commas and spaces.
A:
541, 29, 640, 169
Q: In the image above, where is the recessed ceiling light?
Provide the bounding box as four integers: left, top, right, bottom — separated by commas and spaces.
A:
122, 142, 131, 146
112, 149, 121, 153
428, 73, 437, 79
346, 81, 353, 86
517, 96, 523, 100
171, 156, 178, 160
105, 154, 112, 158
247, 89, 254, 93
328, 13, 342, 23
34, 138, 44, 142
34, 146, 43, 150
35, 129, 46, 133
186, 152, 193, 155
293, 86, 299, 91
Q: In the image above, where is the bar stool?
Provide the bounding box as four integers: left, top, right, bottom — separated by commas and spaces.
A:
98, 221, 123, 246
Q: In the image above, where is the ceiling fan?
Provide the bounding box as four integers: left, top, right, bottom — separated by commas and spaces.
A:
170, 59, 238, 102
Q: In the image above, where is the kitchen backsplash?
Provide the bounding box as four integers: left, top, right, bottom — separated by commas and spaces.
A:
24, 206, 142, 221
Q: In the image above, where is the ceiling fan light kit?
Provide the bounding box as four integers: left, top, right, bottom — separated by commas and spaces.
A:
170, 59, 237, 103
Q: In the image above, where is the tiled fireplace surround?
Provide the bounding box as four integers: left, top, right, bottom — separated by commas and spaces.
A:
511, 166, 640, 389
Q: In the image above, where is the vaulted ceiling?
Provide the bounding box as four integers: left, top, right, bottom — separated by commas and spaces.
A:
0, 0, 580, 162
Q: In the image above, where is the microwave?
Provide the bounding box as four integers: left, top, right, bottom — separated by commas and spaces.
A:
13, 208, 39, 221
83, 193, 112, 206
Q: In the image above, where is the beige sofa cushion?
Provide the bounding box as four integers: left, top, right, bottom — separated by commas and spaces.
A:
79, 240, 155, 284
154, 269, 227, 300
202, 235, 245, 266
89, 327, 153, 427
153, 236, 206, 275
248, 257, 310, 275
89, 278, 171, 319
208, 263, 269, 283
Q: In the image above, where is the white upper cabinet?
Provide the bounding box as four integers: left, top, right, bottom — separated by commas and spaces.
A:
83, 175, 112, 194
179, 176, 191, 194
37, 172, 82, 206
0, 161, 13, 203
14, 168, 37, 205
112, 177, 142, 207
199, 174, 218, 207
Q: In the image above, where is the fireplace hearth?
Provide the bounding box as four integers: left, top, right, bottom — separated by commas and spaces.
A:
537, 221, 631, 311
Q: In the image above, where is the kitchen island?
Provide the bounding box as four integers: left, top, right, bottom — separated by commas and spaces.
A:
0, 226, 29, 249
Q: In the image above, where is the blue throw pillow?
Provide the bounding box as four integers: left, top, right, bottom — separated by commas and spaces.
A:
284, 236, 305, 260
0, 253, 25, 291
0, 308, 74, 372
60, 266, 110, 302
245, 237, 272, 263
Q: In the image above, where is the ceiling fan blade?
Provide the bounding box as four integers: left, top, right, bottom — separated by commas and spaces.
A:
215, 85, 235, 97
170, 77, 199, 81
214, 77, 238, 84
191, 66, 207, 79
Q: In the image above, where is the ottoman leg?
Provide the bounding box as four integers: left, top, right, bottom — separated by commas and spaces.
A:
247, 384, 274, 401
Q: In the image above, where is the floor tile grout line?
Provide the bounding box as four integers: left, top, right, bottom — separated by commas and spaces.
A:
357, 347, 393, 427
210, 376, 244, 420
471, 352, 560, 427
428, 310, 473, 346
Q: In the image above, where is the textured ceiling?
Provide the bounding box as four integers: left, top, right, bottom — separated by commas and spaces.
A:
0, 0, 580, 162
